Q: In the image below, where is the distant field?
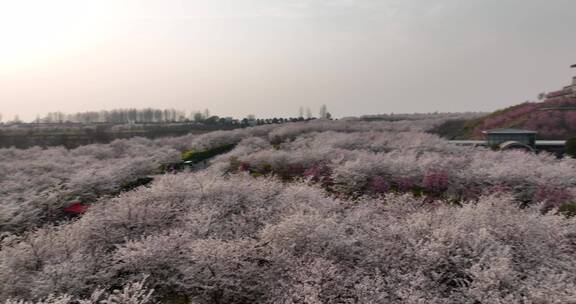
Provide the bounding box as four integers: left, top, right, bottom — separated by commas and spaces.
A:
0, 122, 237, 149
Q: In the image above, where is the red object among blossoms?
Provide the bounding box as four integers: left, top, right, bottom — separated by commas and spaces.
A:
63, 202, 89, 214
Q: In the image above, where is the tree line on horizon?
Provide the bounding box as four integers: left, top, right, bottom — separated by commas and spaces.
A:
0, 105, 332, 125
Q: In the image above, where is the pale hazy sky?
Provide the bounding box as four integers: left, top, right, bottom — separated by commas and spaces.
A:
1, 0, 575, 121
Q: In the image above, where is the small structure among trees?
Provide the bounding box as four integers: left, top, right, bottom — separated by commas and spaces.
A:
453, 128, 566, 155
483, 128, 537, 148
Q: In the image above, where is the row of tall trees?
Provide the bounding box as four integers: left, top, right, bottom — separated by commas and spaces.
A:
34, 108, 197, 124
1, 105, 333, 125
0, 114, 22, 124
297, 104, 331, 120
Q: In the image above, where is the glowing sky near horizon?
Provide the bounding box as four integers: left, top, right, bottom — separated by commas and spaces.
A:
1, 0, 576, 121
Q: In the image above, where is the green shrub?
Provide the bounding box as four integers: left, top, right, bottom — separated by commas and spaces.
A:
559, 203, 576, 218
565, 138, 576, 158
181, 149, 198, 162
181, 144, 236, 163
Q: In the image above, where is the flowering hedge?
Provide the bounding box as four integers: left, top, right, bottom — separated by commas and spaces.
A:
1, 174, 575, 303
2, 119, 576, 303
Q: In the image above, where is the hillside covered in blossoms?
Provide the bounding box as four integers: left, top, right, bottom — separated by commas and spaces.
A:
465, 76, 576, 139
1, 118, 576, 303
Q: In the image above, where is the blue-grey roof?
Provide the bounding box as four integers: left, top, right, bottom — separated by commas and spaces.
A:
482, 128, 538, 134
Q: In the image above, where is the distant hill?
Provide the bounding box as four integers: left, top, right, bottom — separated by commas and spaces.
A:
433, 75, 576, 140
467, 98, 576, 139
